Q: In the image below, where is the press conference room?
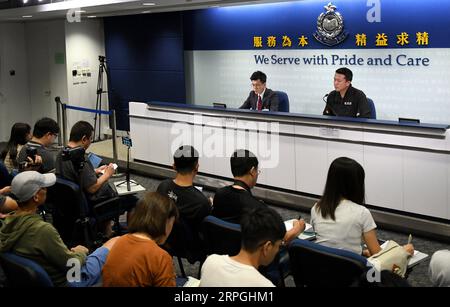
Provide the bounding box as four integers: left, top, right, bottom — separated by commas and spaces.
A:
0, 0, 449, 293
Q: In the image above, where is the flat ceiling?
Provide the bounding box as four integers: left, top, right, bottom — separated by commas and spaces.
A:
0, 0, 294, 21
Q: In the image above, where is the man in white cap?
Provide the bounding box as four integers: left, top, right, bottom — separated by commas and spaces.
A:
0, 171, 118, 287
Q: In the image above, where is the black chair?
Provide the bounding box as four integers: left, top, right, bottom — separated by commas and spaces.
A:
288, 239, 369, 287
0, 161, 11, 188
46, 177, 121, 248
201, 215, 242, 256
367, 97, 376, 119
275, 91, 290, 112
0, 252, 53, 287
164, 218, 206, 278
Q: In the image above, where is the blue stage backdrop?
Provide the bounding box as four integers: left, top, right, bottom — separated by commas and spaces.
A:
104, 0, 450, 126
104, 12, 185, 131
183, 0, 448, 50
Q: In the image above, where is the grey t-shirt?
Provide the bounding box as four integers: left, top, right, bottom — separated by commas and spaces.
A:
311, 199, 377, 255
17, 141, 56, 173
55, 150, 116, 203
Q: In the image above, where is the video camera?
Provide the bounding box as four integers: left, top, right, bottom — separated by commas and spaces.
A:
18, 147, 38, 171
61, 146, 86, 172
26, 147, 38, 162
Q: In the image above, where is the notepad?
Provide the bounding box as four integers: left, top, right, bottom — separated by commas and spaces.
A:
284, 219, 316, 241
380, 240, 429, 268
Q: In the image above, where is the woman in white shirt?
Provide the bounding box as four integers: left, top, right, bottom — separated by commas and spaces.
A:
311, 157, 413, 257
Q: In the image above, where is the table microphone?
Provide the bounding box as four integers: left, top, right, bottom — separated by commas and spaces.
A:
322, 93, 337, 116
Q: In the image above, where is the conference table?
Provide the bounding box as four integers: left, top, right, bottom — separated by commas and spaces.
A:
129, 101, 450, 237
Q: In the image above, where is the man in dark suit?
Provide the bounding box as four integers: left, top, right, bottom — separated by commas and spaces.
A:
240, 71, 279, 112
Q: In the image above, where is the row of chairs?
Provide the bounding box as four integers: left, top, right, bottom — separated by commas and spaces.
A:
0, 215, 368, 287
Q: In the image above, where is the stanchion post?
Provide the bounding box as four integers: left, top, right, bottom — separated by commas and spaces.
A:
62, 104, 68, 145
111, 110, 118, 162
55, 98, 62, 146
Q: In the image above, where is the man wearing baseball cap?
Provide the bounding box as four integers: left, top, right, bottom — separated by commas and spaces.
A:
0, 171, 118, 287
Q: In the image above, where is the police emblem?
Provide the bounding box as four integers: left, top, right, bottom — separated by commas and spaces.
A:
313, 2, 348, 46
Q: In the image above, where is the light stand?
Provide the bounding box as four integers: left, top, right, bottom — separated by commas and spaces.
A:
116, 136, 138, 191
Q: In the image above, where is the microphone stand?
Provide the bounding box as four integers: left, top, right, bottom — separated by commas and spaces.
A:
323, 93, 337, 116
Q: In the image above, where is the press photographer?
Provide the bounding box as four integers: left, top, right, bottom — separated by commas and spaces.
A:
17, 117, 60, 173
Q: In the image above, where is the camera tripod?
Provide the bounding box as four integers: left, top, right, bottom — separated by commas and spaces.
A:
93, 56, 110, 142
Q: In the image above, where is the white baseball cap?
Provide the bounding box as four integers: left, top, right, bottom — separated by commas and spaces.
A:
11, 171, 56, 203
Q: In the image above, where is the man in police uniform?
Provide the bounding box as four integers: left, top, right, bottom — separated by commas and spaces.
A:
323, 67, 371, 118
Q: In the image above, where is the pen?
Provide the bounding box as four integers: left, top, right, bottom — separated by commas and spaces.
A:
407, 234, 412, 245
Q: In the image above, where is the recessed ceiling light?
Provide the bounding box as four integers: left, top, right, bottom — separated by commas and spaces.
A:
22, 15, 33, 18
143, 2, 156, 6
87, 16, 97, 18
75, 10, 86, 13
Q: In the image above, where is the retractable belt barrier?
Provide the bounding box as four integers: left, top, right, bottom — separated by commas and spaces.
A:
55, 99, 118, 161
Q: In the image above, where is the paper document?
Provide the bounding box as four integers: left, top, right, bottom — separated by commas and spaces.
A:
183, 276, 201, 287
284, 219, 315, 241
100, 163, 118, 174
380, 240, 429, 268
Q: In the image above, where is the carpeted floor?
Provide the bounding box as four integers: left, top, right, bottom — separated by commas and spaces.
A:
128, 173, 450, 287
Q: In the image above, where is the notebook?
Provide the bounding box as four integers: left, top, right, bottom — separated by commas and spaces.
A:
380, 240, 429, 268
284, 219, 316, 241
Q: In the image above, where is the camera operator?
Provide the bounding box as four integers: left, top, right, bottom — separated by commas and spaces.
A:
55, 121, 115, 203
55, 121, 136, 237
17, 118, 60, 173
